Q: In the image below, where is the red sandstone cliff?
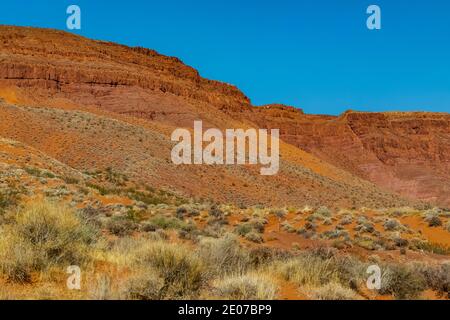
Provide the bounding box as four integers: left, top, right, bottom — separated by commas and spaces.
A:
249, 109, 450, 206
0, 26, 448, 207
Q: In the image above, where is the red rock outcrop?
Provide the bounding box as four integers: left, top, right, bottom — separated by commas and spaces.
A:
249, 109, 450, 206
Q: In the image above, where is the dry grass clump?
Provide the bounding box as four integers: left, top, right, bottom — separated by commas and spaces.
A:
0, 200, 97, 283
0, 233, 36, 283
271, 254, 340, 287
311, 282, 362, 300
339, 215, 353, 226
269, 249, 367, 299
121, 270, 165, 300
106, 234, 278, 300
412, 262, 450, 298
379, 264, 426, 299
244, 232, 264, 243
106, 216, 139, 236
281, 221, 296, 233
235, 223, 253, 236
125, 241, 205, 299
197, 233, 250, 277
0, 187, 21, 212
315, 206, 332, 217
89, 274, 118, 300
211, 274, 278, 300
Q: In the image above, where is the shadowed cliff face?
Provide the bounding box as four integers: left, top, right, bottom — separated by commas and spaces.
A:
0, 26, 448, 207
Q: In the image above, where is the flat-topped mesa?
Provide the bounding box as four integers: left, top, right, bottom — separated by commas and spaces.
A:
0, 26, 251, 112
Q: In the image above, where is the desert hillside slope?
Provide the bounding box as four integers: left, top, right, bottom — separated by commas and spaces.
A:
0, 26, 448, 207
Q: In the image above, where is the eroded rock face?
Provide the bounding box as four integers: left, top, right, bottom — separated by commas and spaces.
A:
250, 109, 450, 206
0, 26, 251, 113
0, 26, 448, 207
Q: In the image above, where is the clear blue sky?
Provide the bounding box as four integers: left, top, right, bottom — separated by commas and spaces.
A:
1, 0, 449, 115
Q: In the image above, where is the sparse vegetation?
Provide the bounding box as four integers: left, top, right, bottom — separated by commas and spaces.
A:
245, 232, 264, 243
271, 254, 340, 287
379, 264, 426, 300
0, 187, 20, 212
107, 216, 139, 236
312, 282, 361, 300
211, 274, 278, 300
0, 187, 447, 300
0, 200, 97, 283
384, 219, 401, 231
129, 241, 205, 299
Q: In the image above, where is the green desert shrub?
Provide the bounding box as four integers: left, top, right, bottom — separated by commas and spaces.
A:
383, 219, 401, 231
148, 215, 193, 231
236, 218, 266, 237
149, 215, 180, 229
235, 223, 253, 236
